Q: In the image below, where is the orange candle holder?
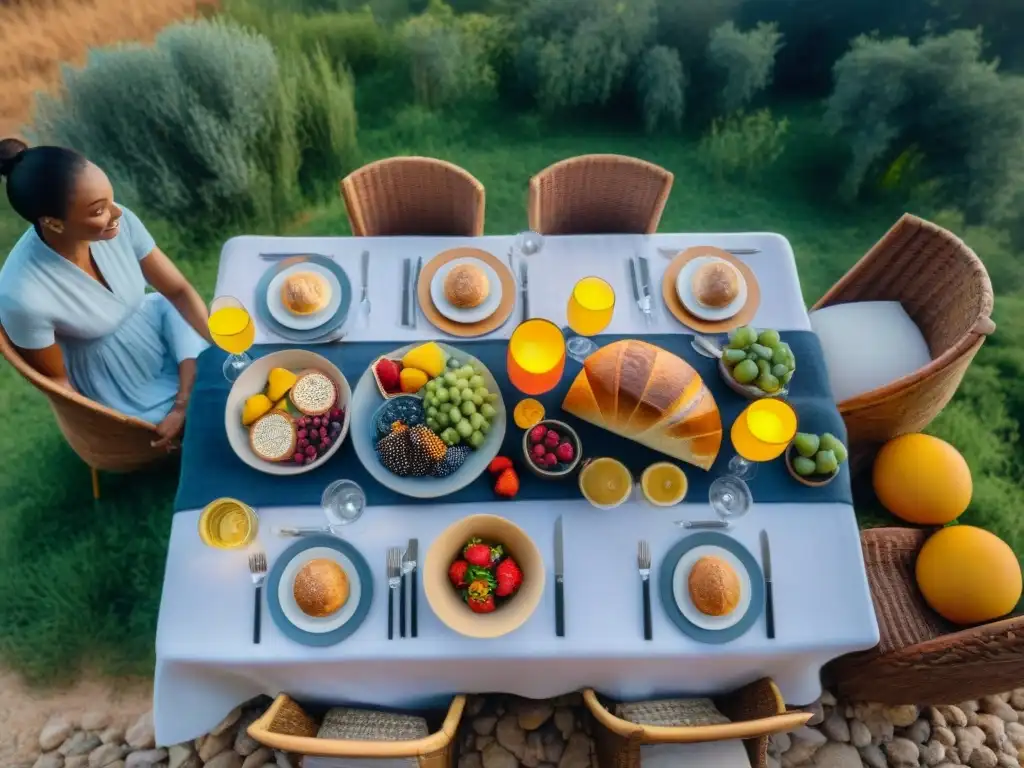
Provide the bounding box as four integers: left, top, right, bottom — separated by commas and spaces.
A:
730, 399, 798, 463
507, 319, 566, 396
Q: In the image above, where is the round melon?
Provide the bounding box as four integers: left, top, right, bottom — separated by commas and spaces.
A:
916, 526, 1022, 625
873, 433, 972, 524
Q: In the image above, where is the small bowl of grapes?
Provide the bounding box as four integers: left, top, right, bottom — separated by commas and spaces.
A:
717, 326, 795, 400
786, 432, 848, 487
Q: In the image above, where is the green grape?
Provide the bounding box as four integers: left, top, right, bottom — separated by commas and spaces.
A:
446, 356, 461, 370
832, 440, 848, 464
735, 326, 758, 347
448, 387, 462, 405
723, 349, 748, 365
469, 412, 486, 430
461, 401, 477, 416
793, 456, 817, 476
818, 433, 841, 452
772, 363, 789, 379
426, 406, 438, 418
727, 328, 749, 350
438, 401, 452, 413
746, 351, 759, 361
758, 329, 781, 347
436, 387, 450, 403
486, 393, 499, 403
472, 394, 484, 406
732, 359, 759, 384
436, 412, 450, 428
757, 373, 781, 393
426, 417, 439, 431
478, 420, 491, 435
473, 386, 489, 399
815, 449, 838, 475
443, 371, 458, 386
460, 386, 473, 401
449, 408, 463, 424
750, 343, 773, 361
468, 375, 484, 389
480, 403, 497, 420
756, 358, 771, 377
456, 419, 474, 438
425, 380, 438, 392
459, 365, 475, 377
441, 428, 458, 445
423, 394, 436, 409
793, 433, 820, 458
468, 430, 485, 449
782, 369, 794, 385
771, 346, 789, 366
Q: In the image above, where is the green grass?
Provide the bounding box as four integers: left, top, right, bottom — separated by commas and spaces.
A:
0, 97, 1020, 682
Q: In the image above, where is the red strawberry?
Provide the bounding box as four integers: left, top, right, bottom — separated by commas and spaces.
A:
494, 468, 520, 498
556, 441, 575, 463
488, 456, 514, 474
464, 539, 493, 567
375, 359, 402, 393
467, 594, 496, 613
529, 425, 547, 444
448, 560, 469, 588
495, 558, 523, 597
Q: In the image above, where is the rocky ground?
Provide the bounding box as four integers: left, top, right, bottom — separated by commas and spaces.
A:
13, 687, 1024, 768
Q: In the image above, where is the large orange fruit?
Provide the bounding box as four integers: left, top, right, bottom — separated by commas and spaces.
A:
916, 526, 1022, 625
872, 433, 972, 524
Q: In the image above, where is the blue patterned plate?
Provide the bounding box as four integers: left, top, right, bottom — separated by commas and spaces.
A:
255, 255, 352, 342
659, 532, 765, 644
267, 535, 373, 646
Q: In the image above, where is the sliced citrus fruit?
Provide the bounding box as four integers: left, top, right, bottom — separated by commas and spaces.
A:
579, 458, 633, 509
641, 462, 688, 507
513, 398, 546, 429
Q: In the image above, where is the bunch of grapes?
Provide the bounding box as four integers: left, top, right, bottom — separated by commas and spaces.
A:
721, 327, 795, 395
792, 432, 848, 477
292, 407, 346, 465
422, 359, 499, 450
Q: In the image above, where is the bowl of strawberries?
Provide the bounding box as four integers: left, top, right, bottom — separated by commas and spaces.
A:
522, 420, 582, 479
424, 514, 544, 639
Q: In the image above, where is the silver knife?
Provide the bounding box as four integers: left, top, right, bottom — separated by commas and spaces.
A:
360, 250, 370, 301
638, 256, 653, 325
628, 257, 642, 314
519, 262, 530, 321
675, 520, 729, 530
554, 516, 565, 638
658, 247, 761, 258
259, 252, 333, 261
761, 530, 775, 639
411, 257, 423, 330
401, 258, 411, 327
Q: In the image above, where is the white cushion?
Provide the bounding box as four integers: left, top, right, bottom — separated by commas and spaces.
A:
640, 740, 751, 767
810, 301, 932, 403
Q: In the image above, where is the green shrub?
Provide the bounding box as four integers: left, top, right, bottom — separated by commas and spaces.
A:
697, 108, 789, 180
705, 21, 783, 115
637, 45, 685, 133
292, 9, 391, 73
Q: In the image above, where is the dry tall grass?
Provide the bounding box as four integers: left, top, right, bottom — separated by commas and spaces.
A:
0, 0, 213, 136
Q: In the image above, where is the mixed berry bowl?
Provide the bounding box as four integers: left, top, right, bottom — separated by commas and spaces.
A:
521, 419, 582, 479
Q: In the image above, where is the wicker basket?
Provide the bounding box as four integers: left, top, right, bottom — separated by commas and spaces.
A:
247, 695, 466, 768
583, 679, 810, 768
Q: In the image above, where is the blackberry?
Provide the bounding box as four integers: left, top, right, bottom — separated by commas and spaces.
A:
376, 429, 413, 477
432, 445, 471, 478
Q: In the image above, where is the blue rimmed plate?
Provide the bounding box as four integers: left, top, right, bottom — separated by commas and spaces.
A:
267, 535, 373, 646
659, 532, 765, 644
255, 255, 352, 342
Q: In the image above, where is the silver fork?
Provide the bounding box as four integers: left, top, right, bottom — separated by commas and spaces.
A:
387, 547, 402, 639
400, 539, 418, 638
359, 250, 371, 325
248, 550, 267, 644
638, 541, 652, 641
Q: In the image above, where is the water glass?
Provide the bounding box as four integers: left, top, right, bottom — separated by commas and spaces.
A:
322, 479, 366, 527
709, 475, 753, 524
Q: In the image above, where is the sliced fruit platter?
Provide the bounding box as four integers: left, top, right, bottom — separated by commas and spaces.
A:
226, 349, 351, 476
351, 342, 506, 498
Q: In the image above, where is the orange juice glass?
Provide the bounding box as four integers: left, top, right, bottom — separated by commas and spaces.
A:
198, 498, 258, 549
209, 296, 254, 382
728, 399, 798, 478
507, 319, 566, 396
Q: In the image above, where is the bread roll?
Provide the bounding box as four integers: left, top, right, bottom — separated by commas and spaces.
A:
691, 261, 741, 309
688, 556, 741, 616
282, 272, 331, 315
294, 558, 349, 617
562, 340, 722, 469
444, 264, 489, 308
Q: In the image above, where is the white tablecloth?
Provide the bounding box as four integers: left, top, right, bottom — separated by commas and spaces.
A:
154, 233, 877, 746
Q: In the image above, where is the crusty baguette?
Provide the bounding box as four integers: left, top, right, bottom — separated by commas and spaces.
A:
561, 340, 723, 470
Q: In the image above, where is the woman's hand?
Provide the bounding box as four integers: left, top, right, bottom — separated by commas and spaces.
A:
153, 403, 187, 451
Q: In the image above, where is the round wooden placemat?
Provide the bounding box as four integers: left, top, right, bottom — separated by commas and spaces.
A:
661, 246, 761, 333
418, 247, 516, 337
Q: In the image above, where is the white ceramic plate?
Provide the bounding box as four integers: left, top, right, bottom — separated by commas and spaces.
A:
350, 342, 507, 499
276, 546, 362, 634
429, 257, 503, 324
225, 349, 351, 476
267, 262, 343, 330
676, 256, 748, 321
672, 544, 752, 631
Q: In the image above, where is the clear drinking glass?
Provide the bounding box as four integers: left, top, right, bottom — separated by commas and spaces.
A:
709, 475, 753, 524
322, 479, 366, 527
516, 230, 544, 257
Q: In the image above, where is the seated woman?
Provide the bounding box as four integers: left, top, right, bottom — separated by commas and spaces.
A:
0, 138, 210, 450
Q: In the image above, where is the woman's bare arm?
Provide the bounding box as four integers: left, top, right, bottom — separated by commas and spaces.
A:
140, 247, 212, 343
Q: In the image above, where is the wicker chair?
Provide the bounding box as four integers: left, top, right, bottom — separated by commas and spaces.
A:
0, 325, 166, 499
528, 154, 674, 235
340, 157, 485, 237
248, 694, 465, 767
825, 528, 1024, 705
810, 214, 996, 476
583, 679, 811, 768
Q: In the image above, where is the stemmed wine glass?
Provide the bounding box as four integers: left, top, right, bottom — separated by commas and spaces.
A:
727, 399, 798, 480
515, 230, 544, 258
208, 296, 255, 382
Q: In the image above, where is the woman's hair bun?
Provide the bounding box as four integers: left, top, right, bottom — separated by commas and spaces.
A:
0, 138, 30, 179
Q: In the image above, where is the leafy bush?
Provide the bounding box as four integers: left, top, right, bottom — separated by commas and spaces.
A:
825, 29, 1024, 223
697, 108, 789, 180
705, 21, 783, 115
637, 45, 685, 134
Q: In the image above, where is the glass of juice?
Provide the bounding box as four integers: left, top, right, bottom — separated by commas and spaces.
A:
728, 399, 798, 479
579, 457, 634, 510
198, 498, 258, 549
208, 296, 256, 382
507, 320, 566, 420
566, 276, 615, 363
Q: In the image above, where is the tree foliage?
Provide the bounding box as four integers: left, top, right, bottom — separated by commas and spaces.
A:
637, 45, 685, 133
706, 21, 783, 115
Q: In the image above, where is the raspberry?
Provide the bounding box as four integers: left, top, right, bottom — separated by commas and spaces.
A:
297, 429, 307, 440
305, 445, 316, 458
293, 453, 304, 465
544, 453, 558, 466
319, 426, 328, 438
556, 441, 575, 463
544, 432, 560, 448
298, 439, 309, 450
529, 425, 547, 444
321, 436, 332, 449
531, 443, 546, 459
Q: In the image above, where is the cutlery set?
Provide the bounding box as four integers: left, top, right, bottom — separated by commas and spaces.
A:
628, 254, 655, 326
387, 540, 419, 639
507, 247, 531, 323
248, 550, 267, 644
400, 257, 423, 329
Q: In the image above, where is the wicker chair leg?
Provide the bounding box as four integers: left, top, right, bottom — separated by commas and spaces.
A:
91, 467, 100, 501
